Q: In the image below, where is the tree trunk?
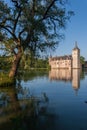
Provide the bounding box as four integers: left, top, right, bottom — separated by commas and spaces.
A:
9, 52, 22, 78
9, 46, 22, 78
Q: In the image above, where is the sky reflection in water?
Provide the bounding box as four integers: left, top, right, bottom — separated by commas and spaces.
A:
0, 69, 87, 130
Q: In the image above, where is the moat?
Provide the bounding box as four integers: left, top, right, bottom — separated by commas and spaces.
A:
0, 69, 87, 130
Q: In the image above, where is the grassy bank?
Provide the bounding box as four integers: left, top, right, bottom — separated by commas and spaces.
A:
0, 72, 14, 87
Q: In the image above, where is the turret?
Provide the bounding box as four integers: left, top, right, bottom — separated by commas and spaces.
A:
72, 42, 80, 69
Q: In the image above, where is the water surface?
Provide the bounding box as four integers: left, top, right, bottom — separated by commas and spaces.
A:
0, 69, 87, 130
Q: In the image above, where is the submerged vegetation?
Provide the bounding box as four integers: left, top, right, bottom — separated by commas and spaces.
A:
0, 72, 14, 87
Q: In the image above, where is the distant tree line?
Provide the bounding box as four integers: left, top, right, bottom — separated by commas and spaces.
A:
0, 55, 49, 70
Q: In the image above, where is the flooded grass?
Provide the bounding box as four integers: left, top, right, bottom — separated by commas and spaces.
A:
0, 72, 14, 87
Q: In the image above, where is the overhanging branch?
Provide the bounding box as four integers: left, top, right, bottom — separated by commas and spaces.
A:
0, 25, 17, 40
40, 0, 57, 21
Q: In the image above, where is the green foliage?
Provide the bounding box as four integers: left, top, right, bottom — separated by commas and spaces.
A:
34, 58, 49, 69
20, 53, 49, 69
80, 56, 85, 65
0, 56, 12, 70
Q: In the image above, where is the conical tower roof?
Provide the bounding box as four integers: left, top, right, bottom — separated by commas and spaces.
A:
73, 41, 80, 50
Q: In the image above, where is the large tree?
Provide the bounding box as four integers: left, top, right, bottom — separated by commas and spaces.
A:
0, 0, 74, 78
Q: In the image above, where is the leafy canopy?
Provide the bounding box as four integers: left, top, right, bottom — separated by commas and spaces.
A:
0, 0, 74, 56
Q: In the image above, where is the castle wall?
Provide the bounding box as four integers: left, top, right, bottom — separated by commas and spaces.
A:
49, 56, 72, 69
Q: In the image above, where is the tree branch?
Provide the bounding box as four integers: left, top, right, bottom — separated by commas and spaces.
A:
18, 28, 26, 39
40, 0, 56, 21
0, 17, 15, 25
0, 25, 17, 40
11, 0, 20, 8
13, 9, 22, 33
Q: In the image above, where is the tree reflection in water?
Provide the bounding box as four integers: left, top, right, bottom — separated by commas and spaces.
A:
0, 79, 56, 130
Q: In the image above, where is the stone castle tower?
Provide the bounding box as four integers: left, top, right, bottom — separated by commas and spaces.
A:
72, 42, 80, 69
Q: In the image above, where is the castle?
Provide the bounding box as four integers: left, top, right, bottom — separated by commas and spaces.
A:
49, 42, 81, 69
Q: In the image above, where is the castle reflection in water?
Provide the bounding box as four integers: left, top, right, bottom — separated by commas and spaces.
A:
49, 69, 81, 94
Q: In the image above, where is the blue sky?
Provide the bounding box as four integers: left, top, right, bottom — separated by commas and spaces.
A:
54, 0, 87, 60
